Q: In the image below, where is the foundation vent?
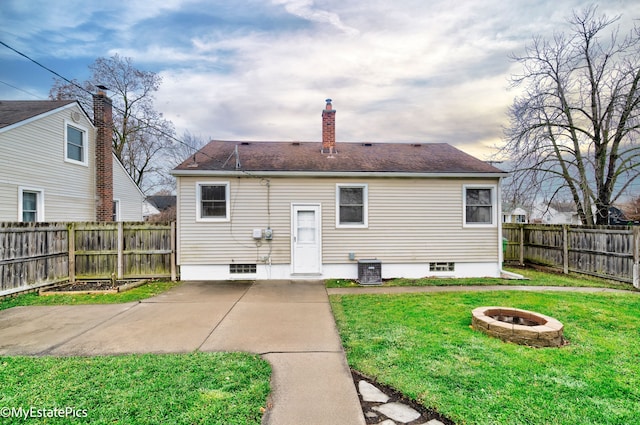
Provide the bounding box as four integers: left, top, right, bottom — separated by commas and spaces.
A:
230, 264, 257, 274
429, 262, 455, 272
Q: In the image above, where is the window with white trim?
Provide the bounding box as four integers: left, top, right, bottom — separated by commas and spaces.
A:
336, 184, 368, 227
19, 188, 44, 222
113, 199, 120, 221
64, 121, 88, 165
463, 185, 496, 226
196, 182, 230, 221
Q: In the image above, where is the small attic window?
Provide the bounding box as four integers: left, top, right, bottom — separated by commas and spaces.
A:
240, 142, 250, 145
362, 143, 373, 147
292, 142, 300, 146
412, 144, 422, 147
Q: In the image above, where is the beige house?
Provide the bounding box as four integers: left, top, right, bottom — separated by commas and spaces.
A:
172, 100, 507, 280
0, 99, 144, 222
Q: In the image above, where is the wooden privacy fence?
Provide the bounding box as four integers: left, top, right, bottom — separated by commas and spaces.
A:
503, 224, 640, 287
1, 222, 176, 296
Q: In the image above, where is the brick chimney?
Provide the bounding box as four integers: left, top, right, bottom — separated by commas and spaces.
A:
322, 98, 336, 153
93, 89, 114, 222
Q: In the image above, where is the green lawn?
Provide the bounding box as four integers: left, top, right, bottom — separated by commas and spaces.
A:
331, 290, 640, 425
326, 266, 634, 290
0, 280, 182, 311
0, 352, 271, 425
0, 281, 272, 424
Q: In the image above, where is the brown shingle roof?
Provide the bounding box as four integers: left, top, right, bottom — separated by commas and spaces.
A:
174, 140, 504, 175
0, 100, 78, 129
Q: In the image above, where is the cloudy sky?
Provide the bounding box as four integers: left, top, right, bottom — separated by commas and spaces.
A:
1, 0, 637, 159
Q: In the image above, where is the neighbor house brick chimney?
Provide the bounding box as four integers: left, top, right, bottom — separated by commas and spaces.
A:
93, 89, 114, 222
322, 98, 336, 153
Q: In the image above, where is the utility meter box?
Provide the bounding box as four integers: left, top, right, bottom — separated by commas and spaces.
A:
252, 229, 263, 239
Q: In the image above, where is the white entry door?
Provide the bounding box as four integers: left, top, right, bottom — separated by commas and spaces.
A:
292, 204, 322, 274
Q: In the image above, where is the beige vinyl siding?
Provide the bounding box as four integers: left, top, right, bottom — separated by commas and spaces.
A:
0, 182, 17, 220
113, 158, 144, 221
0, 105, 95, 221
177, 175, 500, 266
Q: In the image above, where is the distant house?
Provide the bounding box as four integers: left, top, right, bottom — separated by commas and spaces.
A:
0, 96, 144, 222
502, 207, 528, 224
144, 195, 176, 221
171, 100, 508, 280
608, 206, 638, 225
143, 199, 162, 220
528, 202, 580, 225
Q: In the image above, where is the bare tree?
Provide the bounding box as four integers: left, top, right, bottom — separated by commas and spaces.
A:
154, 130, 209, 192
499, 6, 640, 225
50, 54, 175, 193
167, 129, 208, 167
620, 194, 640, 221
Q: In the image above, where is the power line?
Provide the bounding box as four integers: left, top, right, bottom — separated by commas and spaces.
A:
0, 39, 266, 181
0, 38, 208, 162
0, 40, 89, 96
0, 79, 44, 99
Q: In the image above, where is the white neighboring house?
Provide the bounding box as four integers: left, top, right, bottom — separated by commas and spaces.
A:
502, 207, 528, 224
529, 203, 580, 224
143, 200, 162, 220
172, 100, 508, 281
0, 99, 144, 222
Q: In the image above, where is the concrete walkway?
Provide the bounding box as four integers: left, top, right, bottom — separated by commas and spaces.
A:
0, 280, 366, 425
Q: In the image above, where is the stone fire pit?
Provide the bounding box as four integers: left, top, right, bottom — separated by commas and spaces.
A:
472, 306, 565, 348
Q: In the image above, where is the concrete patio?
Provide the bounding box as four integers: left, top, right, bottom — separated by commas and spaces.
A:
0, 280, 366, 425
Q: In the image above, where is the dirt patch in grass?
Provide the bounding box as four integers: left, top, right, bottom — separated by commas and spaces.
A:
352, 369, 455, 425
41, 279, 149, 295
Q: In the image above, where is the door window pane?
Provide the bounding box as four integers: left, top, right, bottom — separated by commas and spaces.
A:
297, 210, 315, 242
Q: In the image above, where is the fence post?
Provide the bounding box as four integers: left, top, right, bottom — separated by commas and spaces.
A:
519, 225, 524, 266
117, 221, 124, 279
633, 226, 639, 289
562, 225, 569, 274
68, 223, 75, 283
170, 221, 177, 281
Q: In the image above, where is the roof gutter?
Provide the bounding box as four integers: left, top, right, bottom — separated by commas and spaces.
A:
170, 169, 508, 179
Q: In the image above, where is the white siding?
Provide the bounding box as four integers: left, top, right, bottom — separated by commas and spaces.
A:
177, 176, 501, 270
0, 104, 95, 221
112, 158, 144, 221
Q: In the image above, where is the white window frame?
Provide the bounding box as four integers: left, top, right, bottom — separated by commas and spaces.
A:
64, 120, 89, 166
113, 199, 121, 221
18, 187, 45, 222
463, 184, 497, 227
196, 181, 230, 222
336, 183, 368, 228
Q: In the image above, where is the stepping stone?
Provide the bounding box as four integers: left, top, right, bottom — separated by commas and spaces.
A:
378, 420, 396, 425
425, 420, 445, 425
373, 402, 421, 422
358, 380, 390, 403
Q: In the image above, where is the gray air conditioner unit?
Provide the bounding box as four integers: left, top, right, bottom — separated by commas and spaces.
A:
357, 259, 382, 285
